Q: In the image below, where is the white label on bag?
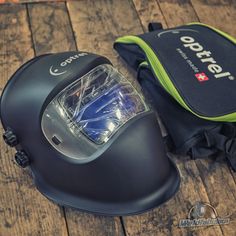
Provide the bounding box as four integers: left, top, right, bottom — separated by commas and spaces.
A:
180, 36, 233, 80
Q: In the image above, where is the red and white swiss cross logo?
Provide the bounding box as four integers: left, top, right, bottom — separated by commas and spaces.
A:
195, 73, 209, 82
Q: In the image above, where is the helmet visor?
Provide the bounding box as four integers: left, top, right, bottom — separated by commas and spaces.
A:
42, 64, 148, 160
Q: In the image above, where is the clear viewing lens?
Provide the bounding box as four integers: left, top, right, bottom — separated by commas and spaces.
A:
42, 64, 148, 160
58, 65, 147, 144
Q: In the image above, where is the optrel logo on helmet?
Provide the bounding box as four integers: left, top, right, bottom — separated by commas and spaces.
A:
49, 52, 88, 76
180, 36, 234, 80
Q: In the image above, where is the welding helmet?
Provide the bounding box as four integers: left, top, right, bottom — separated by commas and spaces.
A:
0, 51, 180, 215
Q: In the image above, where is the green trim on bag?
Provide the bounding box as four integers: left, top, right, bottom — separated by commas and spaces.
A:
188, 22, 236, 44
115, 25, 236, 122
116, 36, 191, 111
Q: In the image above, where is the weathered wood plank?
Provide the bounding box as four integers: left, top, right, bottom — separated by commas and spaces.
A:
0, 5, 68, 236
27, 2, 76, 53
67, 0, 142, 77
158, 0, 198, 27
0, 0, 65, 3
64, 209, 124, 236
191, 0, 236, 36
194, 159, 236, 235
28, 3, 125, 236
132, 0, 167, 32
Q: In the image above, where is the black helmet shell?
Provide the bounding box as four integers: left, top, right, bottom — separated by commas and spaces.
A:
0, 52, 180, 215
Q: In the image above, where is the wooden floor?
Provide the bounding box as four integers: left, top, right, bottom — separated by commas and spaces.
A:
0, 0, 236, 235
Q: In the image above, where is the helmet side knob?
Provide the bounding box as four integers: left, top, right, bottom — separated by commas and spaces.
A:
3, 128, 18, 147
15, 151, 30, 168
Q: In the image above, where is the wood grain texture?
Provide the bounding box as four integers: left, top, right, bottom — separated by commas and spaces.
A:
64, 209, 124, 236
191, 0, 236, 36
28, 2, 76, 54
0, 5, 68, 236
0, 0, 65, 3
194, 159, 236, 236
67, 0, 142, 78
132, 0, 167, 32
158, 0, 199, 27
27, 2, 125, 236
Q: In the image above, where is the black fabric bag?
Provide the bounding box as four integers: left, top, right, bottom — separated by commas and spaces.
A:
114, 22, 236, 170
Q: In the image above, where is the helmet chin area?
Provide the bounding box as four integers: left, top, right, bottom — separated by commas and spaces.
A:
41, 64, 149, 161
